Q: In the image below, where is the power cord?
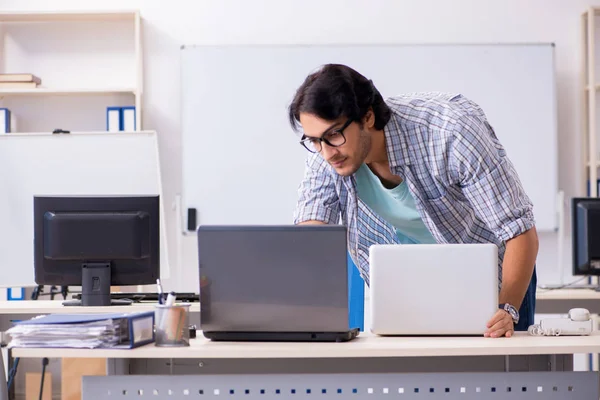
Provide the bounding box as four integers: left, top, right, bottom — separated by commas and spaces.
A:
537, 276, 590, 290
31, 286, 71, 300
38, 358, 48, 400
6, 357, 19, 392
528, 324, 561, 336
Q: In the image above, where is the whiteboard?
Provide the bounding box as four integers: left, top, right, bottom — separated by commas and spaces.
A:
182, 44, 558, 231
0, 131, 170, 287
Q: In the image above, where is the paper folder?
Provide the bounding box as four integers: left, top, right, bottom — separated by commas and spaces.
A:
9, 311, 155, 349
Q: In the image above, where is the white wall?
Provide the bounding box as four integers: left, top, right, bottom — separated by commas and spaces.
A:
2, 0, 600, 291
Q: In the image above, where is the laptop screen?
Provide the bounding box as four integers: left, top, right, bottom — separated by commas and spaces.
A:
197, 225, 349, 332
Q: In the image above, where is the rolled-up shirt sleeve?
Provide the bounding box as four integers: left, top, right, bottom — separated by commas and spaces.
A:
293, 154, 340, 225
449, 113, 535, 242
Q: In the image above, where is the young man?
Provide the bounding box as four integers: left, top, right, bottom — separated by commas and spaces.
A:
289, 64, 538, 338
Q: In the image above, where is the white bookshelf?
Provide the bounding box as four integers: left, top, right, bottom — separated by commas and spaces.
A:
0, 87, 136, 95
582, 7, 600, 196
0, 10, 139, 22
0, 9, 143, 132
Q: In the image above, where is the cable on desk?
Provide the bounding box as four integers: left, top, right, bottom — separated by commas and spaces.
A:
38, 358, 48, 400
6, 357, 19, 392
537, 276, 590, 290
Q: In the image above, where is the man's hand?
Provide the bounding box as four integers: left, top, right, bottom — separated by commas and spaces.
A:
484, 309, 514, 338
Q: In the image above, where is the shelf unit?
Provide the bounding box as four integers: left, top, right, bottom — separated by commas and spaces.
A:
0, 87, 137, 96
583, 7, 600, 196
0, 9, 143, 132
580, 8, 600, 374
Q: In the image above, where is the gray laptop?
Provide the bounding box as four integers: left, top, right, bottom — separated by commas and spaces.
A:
197, 225, 359, 342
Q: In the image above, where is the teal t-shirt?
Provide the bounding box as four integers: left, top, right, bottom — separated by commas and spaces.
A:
354, 163, 436, 244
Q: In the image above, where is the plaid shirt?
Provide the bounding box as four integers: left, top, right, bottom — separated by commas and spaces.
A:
293, 92, 535, 286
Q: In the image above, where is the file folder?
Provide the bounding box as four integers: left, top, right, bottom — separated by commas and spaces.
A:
106, 107, 121, 132
122, 106, 136, 131
7, 288, 24, 301
10, 311, 155, 349
0, 108, 10, 134
106, 106, 136, 131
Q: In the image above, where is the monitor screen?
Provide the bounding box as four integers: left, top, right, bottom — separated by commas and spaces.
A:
572, 197, 600, 276
43, 211, 150, 261
34, 195, 160, 306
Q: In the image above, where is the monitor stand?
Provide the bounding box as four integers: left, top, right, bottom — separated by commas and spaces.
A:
62, 262, 133, 307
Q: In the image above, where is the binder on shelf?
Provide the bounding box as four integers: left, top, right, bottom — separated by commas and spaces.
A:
7, 311, 155, 349
0, 108, 10, 134
106, 106, 136, 132
106, 107, 121, 132
122, 106, 136, 131
586, 179, 600, 197
7, 288, 25, 301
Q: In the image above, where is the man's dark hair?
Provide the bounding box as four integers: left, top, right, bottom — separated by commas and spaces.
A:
288, 64, 391, 132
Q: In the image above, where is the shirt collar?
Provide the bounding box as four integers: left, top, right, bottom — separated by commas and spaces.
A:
383, 111, 411, 169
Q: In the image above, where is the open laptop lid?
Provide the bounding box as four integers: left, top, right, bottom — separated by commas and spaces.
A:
197, 225, 350, 333
369, 243, 499, 336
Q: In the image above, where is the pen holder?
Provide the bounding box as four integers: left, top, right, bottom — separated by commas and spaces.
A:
154, 304, 190, 347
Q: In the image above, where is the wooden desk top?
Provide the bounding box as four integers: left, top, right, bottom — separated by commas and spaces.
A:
11, 331, 600, 359
0, 300, 199, 314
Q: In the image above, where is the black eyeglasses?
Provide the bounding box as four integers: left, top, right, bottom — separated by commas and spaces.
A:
299, 119, 353, 153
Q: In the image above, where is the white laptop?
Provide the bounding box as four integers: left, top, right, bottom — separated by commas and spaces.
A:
369, 243, 499, 336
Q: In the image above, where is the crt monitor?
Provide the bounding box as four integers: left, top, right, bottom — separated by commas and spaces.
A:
34, 195, 160, 306
572, 197, 600, 276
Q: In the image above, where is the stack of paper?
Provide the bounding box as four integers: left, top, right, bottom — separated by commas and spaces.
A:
7, 319, 120, 349
6, 311, 154, 349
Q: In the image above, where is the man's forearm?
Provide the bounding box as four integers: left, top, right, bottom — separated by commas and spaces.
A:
498, 227, 538, 308
297, 220, 327, 225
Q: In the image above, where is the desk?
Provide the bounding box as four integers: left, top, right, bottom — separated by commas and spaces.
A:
11, 332, 600, 399
536, 288, 600, 314
10, 331, 600, 359
0, 300, 200, 400
0, 300, 200, 344
3, 298, 600, 399
536, 288, 600, 372
0, 300, 199, 315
